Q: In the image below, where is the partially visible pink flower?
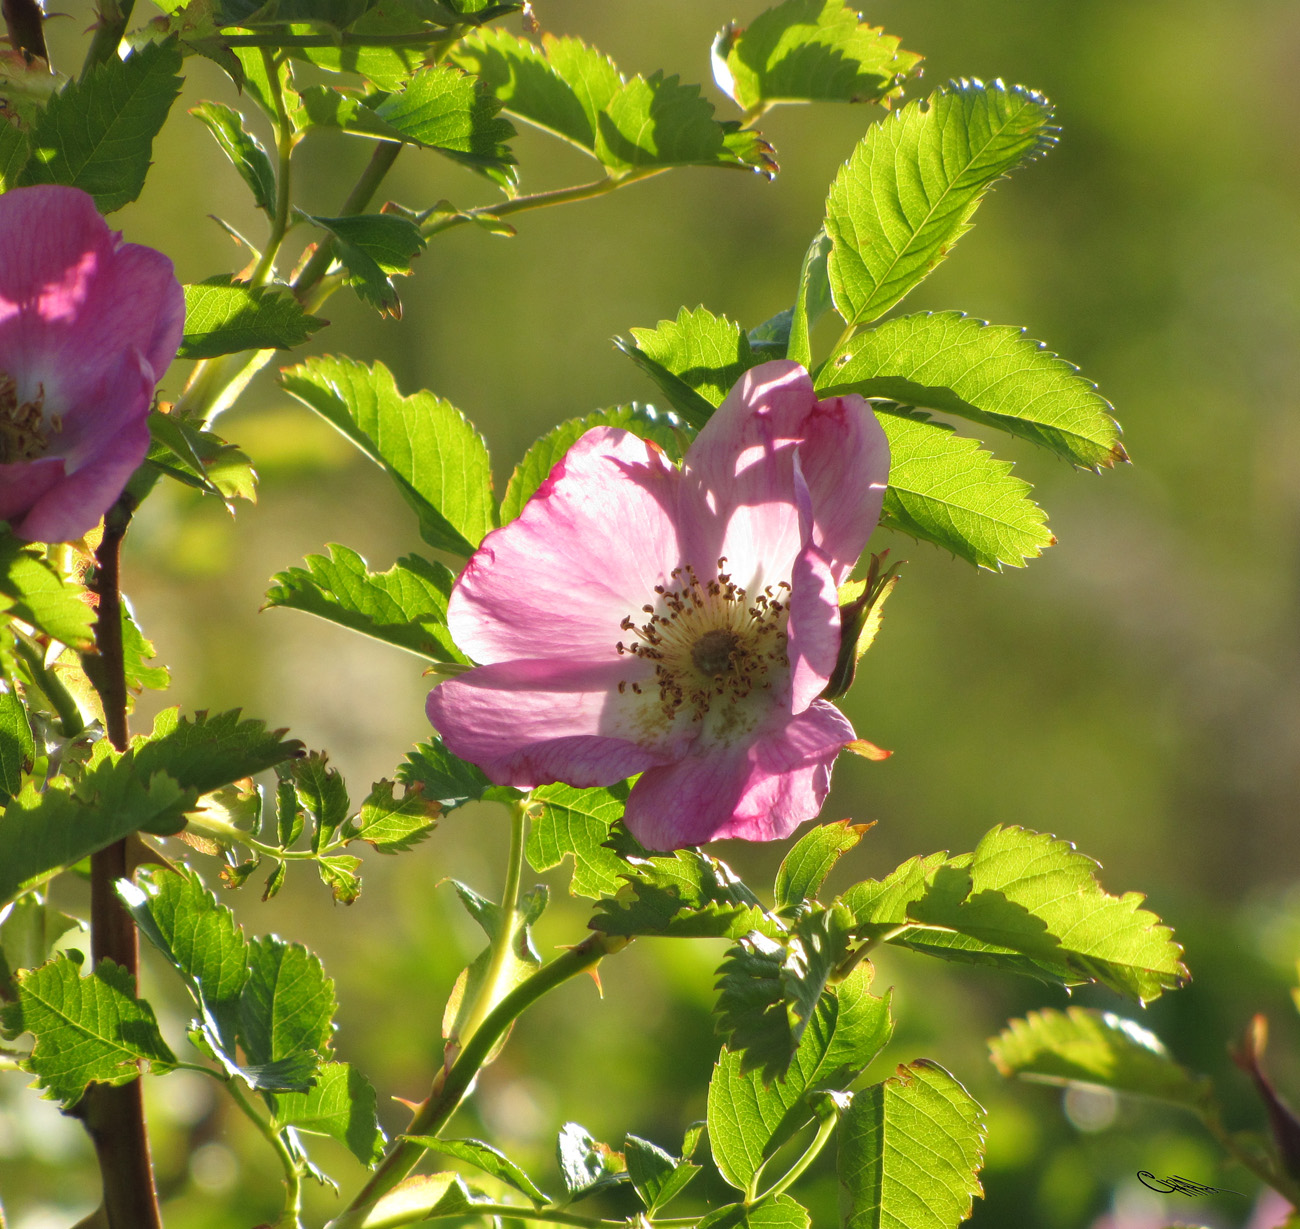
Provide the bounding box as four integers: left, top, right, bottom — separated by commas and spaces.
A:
0, 185, 184, 542
427, 360, 890, 850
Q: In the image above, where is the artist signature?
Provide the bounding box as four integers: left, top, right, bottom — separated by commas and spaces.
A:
1136, 1171, 1243, 1197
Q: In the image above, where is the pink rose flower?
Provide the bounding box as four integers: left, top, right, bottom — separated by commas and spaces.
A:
427, 360, 890, 850
0, 185, 184, 542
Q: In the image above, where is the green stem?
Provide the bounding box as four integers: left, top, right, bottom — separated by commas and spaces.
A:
82, 0, 134, 75
249, 48, 295, 290
343, 932, 629, 1216
15, 637, 84, 739
292, 140, 403, 306
423, 174, 659, 241
457, 800, 528, 1044
752, 1108, 838, 1203
225, 1075, 305, 1227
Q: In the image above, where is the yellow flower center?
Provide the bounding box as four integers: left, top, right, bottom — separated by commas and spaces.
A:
0, 374, 56, 463
617, 558, 790, 721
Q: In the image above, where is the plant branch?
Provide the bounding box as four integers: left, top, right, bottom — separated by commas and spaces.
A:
752, 1105, 838, 1203
76, 495, 162, 1229
342, 931, 630, 1217
224, 1075, 305, 1227
15, 636, 84, 739
82, 0, 134, 75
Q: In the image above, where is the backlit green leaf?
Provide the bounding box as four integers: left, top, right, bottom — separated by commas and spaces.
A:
265, 544, 465, 663
455, 29, 774, 177
302, 212, 426, 317
190, 100, 276, 214
500, 403, 687, 523
819, 312, 1125, 469
345, 778, 440, 853
280, 357, 495, 555
21, 38, 184, 212
406, 1136, 549, 1204
711, 0, 920, 112
990, 1007, 1209, 1108
774, 820, 869, 911
179, 279, 326, 359
876, 410, 1053, 570
146, 410, 258, 504
839, 1060, 985, 1229
525, 782, 629, 899
0, 121, 29, 190
786, 228, 833, 369
0, 688, 32, 797
4, 953, 176, 1105
627, 306, 769, 411
373, 63, 515, 171
708, 963, 892, 1191
0, 535, 94, 649
698, 1196, 810, 1229
825, 80, 1056, 328
285, 751, 349, 852
271, 1060, 386, 1166
133, 707, 303, 797
556, 1122, 627, 1199
236, 936, 335, 1091
117, 866, 249, 1068
625, 1134, 700, 1213
397, 738, 493, 812
842, 826, 1188, 1003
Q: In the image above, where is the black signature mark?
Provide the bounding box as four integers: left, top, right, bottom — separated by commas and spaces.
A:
1136, 1171, 1243, 1197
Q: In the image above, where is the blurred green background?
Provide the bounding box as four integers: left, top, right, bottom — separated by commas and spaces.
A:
5, 2, 1300, 1227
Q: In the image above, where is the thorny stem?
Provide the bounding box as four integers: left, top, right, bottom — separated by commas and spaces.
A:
82, 0, 134, 75
342, 932, 630, 1216
77, 496, 163, 1229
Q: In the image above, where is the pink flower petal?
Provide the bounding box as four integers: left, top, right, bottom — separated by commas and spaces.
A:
427, 657, 700, 789
797, 391, 890, 584
786, 540, 841, 711
624, 699, 855, 849
0, 186, 184, 407
0, 456, 65, 523
449, 427, 685, 666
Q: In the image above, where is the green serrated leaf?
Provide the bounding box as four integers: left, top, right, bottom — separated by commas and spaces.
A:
698, 1195, 810, 1229
265, 544, 464, 663
0, 535, 94, 649
280, 356, 495, 555
0, 894, 78, 995
842, 826, 1189, 1003
0, 760, 192, 908
625, 1134, 700, 1213
270, 1060, 386, 1166
237, 935, 335, 1091
134, 707, 303, 797
556, 1122, 626, 1199
146, 410, 257, 503
708, 964, 892, 1191
302, 212, 426, 317
21, 39, 184, 212
712, 0, 920, 112
373, 63, 515, 170
839, 1060, 985, 1229
6, 953, 176, 1105
455, 29, 773, 176
819, 312, 1125, 469
613, 337, 716, 430
876, 410, 1053, 570
0, 120, 30, 189
285, 751, 349, 852
317, 853, 362, 904
713, 905, 853, 1082
500, 403, 687, 524
287, 3, 433, 91
591, 846, 771, 940
117, 866, 249, 1069
628, 306, 768, 411
826, 80, 1057, 328
774, 820, 868, 911
190, 100, 276, 214
786, 228, 832, 370
397, 737, 493, 812
0, 687, 33, 796
346, 779, 440, 852
405, 1136, 549, 1205
119, 602, 169, 697
179, 279, 326, 359
524, 782, 629, 899
990, 1007, 1210, 1108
